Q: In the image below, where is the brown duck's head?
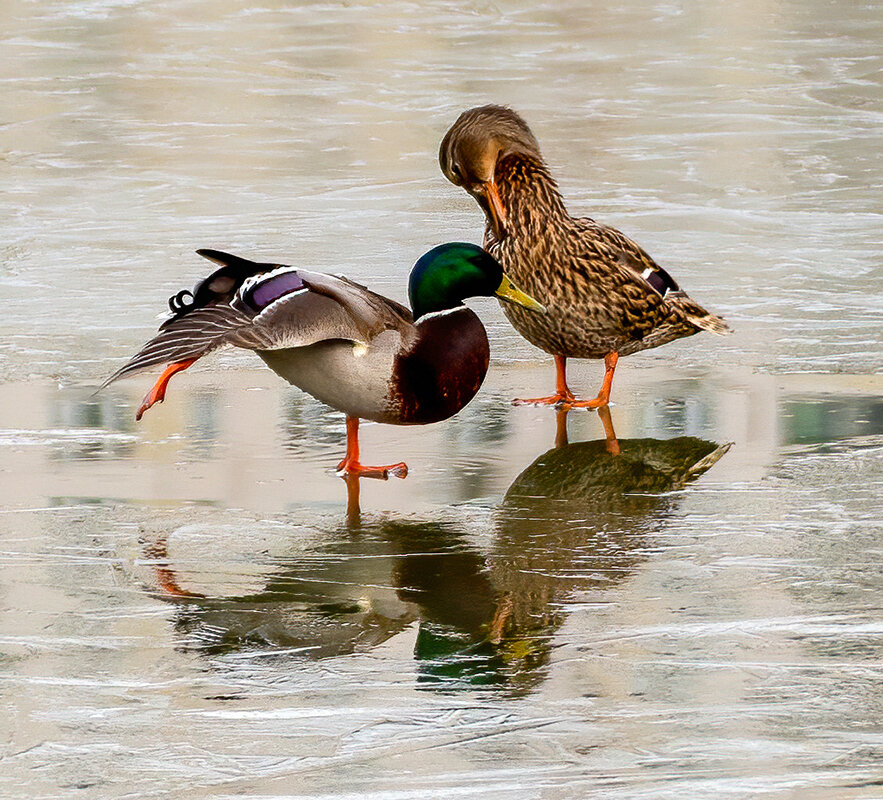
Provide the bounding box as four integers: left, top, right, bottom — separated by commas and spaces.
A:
439, 105, 542, 240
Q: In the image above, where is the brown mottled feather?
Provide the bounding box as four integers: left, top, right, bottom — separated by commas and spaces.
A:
488, 153, 728, 359
440, 106, 730, 363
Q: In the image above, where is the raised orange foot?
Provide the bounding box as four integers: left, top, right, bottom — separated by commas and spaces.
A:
136, 358, 197, 421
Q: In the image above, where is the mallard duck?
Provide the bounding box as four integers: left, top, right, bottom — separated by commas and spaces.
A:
439, 105, 731, 408
101, 243, 543, 478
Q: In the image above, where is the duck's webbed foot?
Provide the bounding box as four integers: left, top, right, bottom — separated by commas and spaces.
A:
567, 353, 619, 409
514, 353, 619, 411
136, 358, 198, 421
336, 416, 408, 480
513, 355, 577, 407
335, 459, 408, 480
566, 395, 608, 409
512, 391, 575, 408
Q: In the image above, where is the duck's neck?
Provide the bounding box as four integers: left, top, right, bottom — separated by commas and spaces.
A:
495, 153, 572, 240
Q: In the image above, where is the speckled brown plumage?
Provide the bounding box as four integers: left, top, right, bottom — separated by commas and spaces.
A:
439, 105, 730, 404
488, 152, 725, 359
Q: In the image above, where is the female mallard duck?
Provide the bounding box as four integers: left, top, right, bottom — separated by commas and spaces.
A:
101, 243, 543, 478
439, 105, 731, 408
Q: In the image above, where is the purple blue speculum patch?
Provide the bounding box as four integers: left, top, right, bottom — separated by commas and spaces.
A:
247, 271, 305, 310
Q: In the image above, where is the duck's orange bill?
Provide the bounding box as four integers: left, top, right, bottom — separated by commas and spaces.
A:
136, 358, 198, 421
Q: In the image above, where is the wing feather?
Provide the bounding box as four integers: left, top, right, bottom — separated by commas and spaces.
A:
101, 270, 414, 390
573, 218, 730, 336
296, 271, 412, 338
99, 305, 252, 389
574, 217, 679, 297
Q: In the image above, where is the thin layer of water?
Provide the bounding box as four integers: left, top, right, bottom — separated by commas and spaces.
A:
1, 368, 882, 798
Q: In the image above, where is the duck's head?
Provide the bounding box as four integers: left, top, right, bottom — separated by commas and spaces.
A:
408, 242, 545, 321
439, 105, 542, 240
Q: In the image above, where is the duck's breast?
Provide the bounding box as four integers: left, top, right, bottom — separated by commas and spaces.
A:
389, 308, 490, 425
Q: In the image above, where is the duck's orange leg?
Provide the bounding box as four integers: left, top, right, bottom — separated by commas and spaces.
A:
569, 352, 619, 409
554, 406, 570, 449
513, 355, 575, 406
597, 404, 621, 456
154, 564, 204, 599
336, 416, 408, 480
343, 473, 363, 528
514, 353, 619, 408
553, 399, 619, 452
144, 539, 204, 598
136, 358, 198, 421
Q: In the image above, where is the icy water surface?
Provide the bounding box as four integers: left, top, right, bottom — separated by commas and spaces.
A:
2, 369, 881, 799
2, 0, 882, 798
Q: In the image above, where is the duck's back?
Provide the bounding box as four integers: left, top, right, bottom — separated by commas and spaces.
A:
488, 155, 728, 359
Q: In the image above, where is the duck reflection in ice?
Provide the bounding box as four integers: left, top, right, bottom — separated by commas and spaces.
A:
143, 520, 503, 669
485, 408, 731, 690
143, 414, 728, 692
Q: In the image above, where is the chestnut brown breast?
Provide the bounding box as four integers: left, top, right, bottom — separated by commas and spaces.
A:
391, 308, 490, 425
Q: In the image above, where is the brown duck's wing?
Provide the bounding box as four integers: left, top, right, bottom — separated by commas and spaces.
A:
101, 267, 413, 390
573, 218, 680, 297
572, 218, 731, 336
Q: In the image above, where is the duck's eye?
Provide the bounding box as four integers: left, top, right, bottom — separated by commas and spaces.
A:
450, 162, 464, 185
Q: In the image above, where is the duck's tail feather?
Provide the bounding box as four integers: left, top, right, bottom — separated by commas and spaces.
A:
98, 305, 251, 391
686, 442, 733, 478
691, 311, 732, 335
668, 291, 732, 336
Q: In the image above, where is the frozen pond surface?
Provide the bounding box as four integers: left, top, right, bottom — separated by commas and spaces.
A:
1, 0, 882, 798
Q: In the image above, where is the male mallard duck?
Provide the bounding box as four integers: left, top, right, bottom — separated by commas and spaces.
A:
101, 243, 543, 478
439, 105, 731, 408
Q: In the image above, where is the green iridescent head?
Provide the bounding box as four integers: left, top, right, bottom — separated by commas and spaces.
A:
408, 243, 544, 321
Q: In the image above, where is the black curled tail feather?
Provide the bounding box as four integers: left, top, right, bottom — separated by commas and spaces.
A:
168, 289, 195, 315
159, 250, 276, 328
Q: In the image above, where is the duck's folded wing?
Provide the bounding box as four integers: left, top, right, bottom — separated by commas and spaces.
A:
574, 218, 680, 297
574, 218, 730, 335
295, 271, 413, 334
226, 271, 412, 350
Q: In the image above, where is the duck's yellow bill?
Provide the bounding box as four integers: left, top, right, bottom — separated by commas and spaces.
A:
495, 275, 546, 313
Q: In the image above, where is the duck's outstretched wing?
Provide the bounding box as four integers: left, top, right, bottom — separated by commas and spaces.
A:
100, 251, 413, 390
99, 304, 254, 390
